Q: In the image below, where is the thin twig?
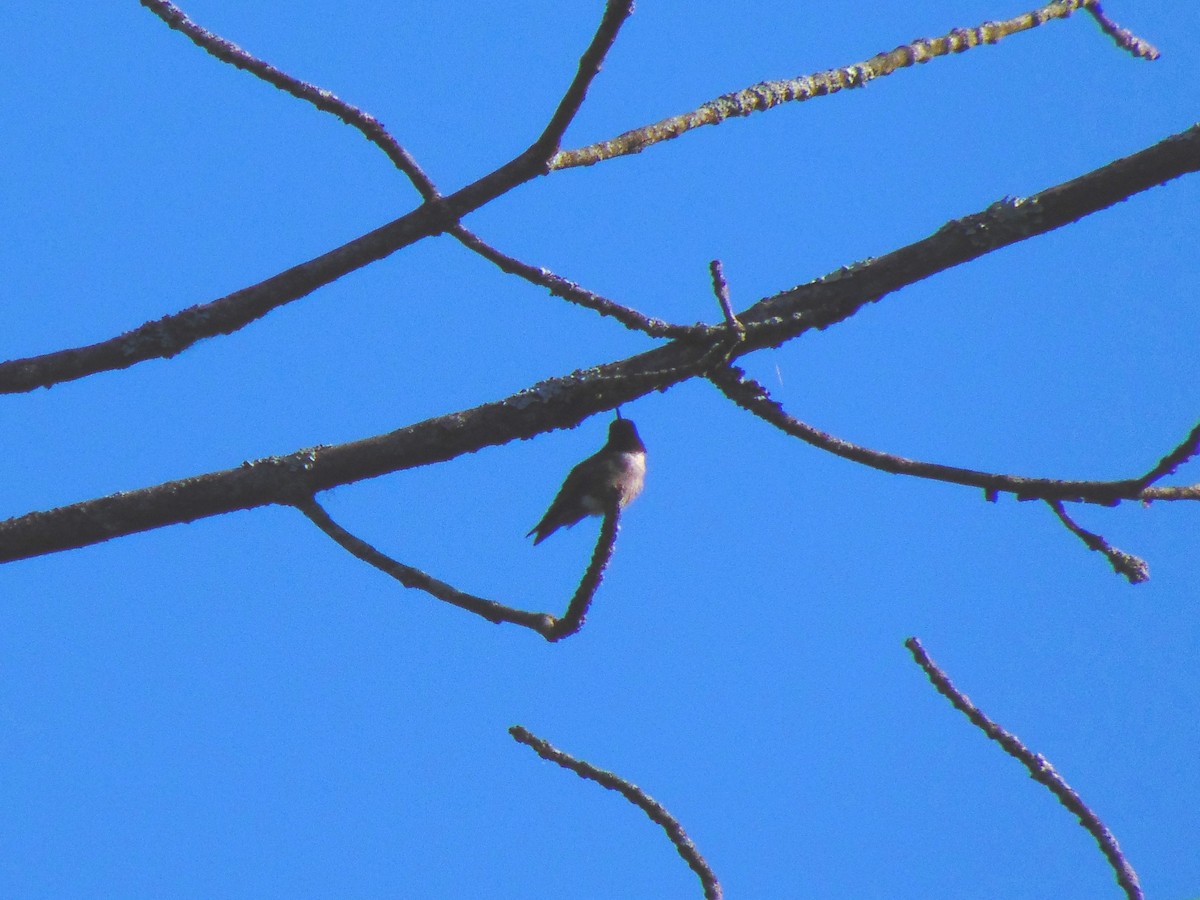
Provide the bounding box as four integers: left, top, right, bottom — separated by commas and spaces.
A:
1083, 1, 1160, 60
905, 637, 1143, 900
451, 226, 702, 339
1047, 500, 1149, 583
708, 260, 745, 341
552, 0, 1156, 170
296, 495, 549, 630
709, 365, 1198, 507
139, 0, 439, 200
294, 496, 622, 642
509, 725, 722, 900
1132, 421, 1200, 489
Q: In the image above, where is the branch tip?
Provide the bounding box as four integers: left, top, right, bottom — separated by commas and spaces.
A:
509, 724, 723, 899
906, 636, 1143, 900
1047, 500, 1149, 584
708, 260, 745, 340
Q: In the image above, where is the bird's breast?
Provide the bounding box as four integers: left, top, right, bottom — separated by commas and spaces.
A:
613, 450, 646, 505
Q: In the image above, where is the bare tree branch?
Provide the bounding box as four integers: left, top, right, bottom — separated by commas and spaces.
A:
551, 0, 1157, 171
295, 496, 621, 642
0, 0, 636, 395
710, 365, 1198, 507
1132, 421, 1200, 489
1047, 500, 1149, 583
450, 226, 702, 339
509, 725, 722, 900
1, 126, 1196, 561
545, 499, 623, 641
530, 0, 636, 160
296, 497, 549, 631
1083, 2, 1160, 60
905, 637, 1143, 900
708, 260, 744, 341
138, 0, 439, 200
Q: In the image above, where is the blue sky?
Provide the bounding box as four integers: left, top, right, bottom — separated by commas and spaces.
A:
2, 2, 1197, 897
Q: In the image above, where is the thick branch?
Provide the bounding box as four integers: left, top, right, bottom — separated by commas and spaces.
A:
905, 637, 1143, 900
509, 725, 722, 900
1, 127, 1195, 562
552, 0, 1157, 170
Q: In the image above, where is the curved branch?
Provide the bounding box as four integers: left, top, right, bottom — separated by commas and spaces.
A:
710, 365, 1198, 507
1, 127, 1195, 561
551, 0, 1157, 171
139, 0, 439, 199
295, 496, 621, 642
509, 725, 723, 900
905, 637, 1143, 900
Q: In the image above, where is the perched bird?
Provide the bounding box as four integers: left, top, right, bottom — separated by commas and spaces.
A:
527, 417, 647, 545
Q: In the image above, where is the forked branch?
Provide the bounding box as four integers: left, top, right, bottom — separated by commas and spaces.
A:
709, 366, 1196, 580
0, 0, 636, 395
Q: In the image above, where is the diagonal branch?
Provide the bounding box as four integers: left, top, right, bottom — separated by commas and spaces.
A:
905, 637, 1143, 900
1, 126, 1196, 562
530, 0, 636, 160
139, 0, 439, 200
509, 725, 723, 900
551, 0, 1157, 170
450, 226, 703, 339
710, 365, 1197, 507
1047, 500, 1149, 583
0, 0, 636, 395
295, 496, 621, 642
1132, 421, 1200, 489
1083, 2, 1160, 60
546, 500, 622, 641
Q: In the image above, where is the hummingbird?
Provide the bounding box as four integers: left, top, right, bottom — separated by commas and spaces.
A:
527, 416, 647, 545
